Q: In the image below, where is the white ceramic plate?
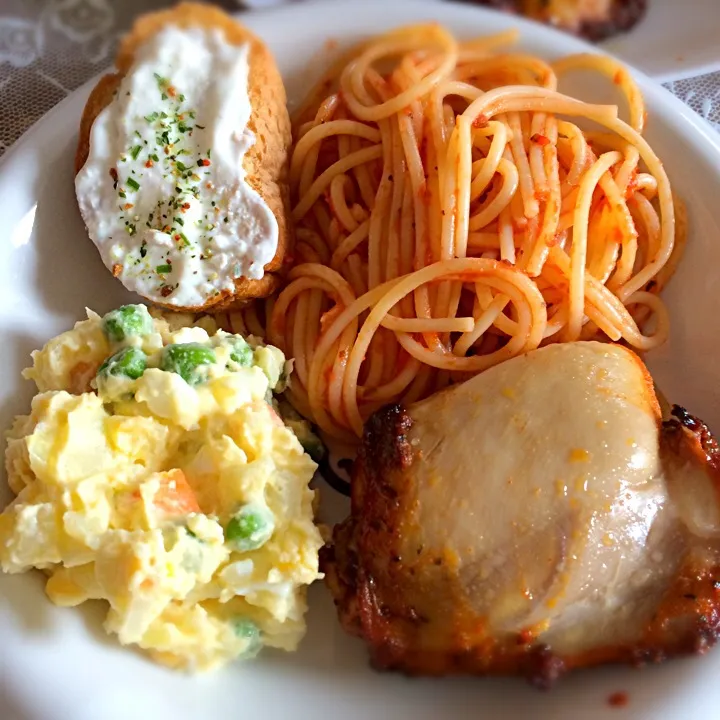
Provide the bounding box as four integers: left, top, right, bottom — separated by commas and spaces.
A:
239, 0, 720, 82
2, 1, 720, 719
602, 0, 720, 82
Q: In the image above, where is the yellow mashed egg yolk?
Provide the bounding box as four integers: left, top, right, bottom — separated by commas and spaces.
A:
0, 305, 324, 671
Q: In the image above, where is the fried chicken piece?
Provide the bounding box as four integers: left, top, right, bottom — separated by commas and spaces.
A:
457, 0, 647, 41
324, 342, 720, 686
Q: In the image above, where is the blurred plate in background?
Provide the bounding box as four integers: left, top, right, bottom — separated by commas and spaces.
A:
237, 0, 720, 81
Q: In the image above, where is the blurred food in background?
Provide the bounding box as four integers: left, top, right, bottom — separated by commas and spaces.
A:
238, 0, 648, 41
454, 0, 647, 40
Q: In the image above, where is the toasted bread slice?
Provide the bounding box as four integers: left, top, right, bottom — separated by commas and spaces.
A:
75, 2, 292, 312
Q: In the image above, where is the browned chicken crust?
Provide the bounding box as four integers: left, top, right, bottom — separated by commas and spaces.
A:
75, 2, 293, 312
324, 343, 720, 686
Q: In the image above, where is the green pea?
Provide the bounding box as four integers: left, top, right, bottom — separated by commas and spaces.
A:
98, 346, 147, 380
225, 503, 274, 552
229, 337, 253, 368
233, 618, 262, 658
160, 343, 216, 385
102, 305, 153, 343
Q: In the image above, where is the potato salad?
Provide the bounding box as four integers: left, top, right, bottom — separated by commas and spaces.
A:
0, 305, 324, 671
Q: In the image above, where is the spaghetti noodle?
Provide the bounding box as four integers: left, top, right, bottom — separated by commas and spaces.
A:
223, 24, 685, 445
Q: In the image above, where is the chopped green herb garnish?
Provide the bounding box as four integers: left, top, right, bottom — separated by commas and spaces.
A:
178, 94, 186, 102
156, 264, 172, 274
118, 191, 127, 199
126, 177, 140, 191
151, 153, 159, 162
130, 145, 142, 160
196, 124, 206, 130
174, 216, 184, 226
145, 112, 159, 123
179, 232, 189, 246
176, 161, 189, 171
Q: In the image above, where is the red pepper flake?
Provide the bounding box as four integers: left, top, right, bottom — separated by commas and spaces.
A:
145, 160, 154, 168
472, 113, 489, 129
531, 133, 551, 146
322, 364, 334, 384
206, 182, 213, 189
174, 234, 181, 241
200, 158, 211, 167
624, 172, 638, 198
516, 628, 534, 646
167, 86, 177, 98
181, 202, 191, 211
160, 286, 174, 298
608, 691, 629, 708
109, 167, 118, 182
112, 263, 123, 278
123, 203, 134, 210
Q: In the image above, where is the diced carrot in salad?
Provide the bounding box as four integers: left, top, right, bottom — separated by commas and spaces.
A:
151, 469, 200, 516
122, 469, 200, 519
69, 361, 98, 394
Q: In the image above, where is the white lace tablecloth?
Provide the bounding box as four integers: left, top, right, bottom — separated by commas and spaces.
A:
0, 0, 718, 157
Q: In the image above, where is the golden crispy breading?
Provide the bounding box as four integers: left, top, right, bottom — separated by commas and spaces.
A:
75, 2, 292, 312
